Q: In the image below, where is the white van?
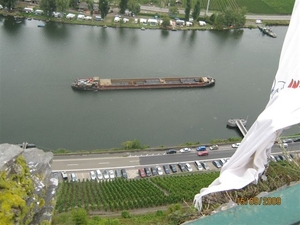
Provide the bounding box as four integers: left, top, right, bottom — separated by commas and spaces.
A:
23, 7, 34, 13
199, 21, 206, 26
34, 9, 44, 15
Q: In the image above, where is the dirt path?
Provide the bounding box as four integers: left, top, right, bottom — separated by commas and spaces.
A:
88, 205, 171, 217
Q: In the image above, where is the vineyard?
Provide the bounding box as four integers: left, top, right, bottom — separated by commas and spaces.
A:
168, 0, 295, 14
55, 172, 220, 213
199, 0, 240, 11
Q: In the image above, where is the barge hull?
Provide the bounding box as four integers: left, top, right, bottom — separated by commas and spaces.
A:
71, 76, 215, 91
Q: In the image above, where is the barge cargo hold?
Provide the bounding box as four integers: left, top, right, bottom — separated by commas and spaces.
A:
71, 76, 215, 91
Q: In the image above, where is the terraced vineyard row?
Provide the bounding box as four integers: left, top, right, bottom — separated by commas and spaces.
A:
55, 172, 220, 212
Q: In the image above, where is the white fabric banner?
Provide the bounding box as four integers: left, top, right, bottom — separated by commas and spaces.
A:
194, 0, 300, 211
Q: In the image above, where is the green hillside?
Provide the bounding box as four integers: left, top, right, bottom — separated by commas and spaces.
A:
193, 0, 294, 14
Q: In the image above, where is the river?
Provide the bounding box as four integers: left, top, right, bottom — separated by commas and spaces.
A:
0, 16, 297, 151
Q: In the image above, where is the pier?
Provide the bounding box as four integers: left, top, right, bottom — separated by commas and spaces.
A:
227, 118, 248, 136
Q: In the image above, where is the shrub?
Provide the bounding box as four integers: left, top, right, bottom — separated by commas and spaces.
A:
121, 210, 131, 218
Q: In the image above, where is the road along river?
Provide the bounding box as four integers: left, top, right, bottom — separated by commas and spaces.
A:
52, 143, 299, 180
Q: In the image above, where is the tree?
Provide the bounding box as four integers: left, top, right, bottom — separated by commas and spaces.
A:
213, 13, 225, 30
1, 0, 17, 11
56, 0, 70, 14
119, 0, 128, 14
99, 0, 110, 19
169, 6, 179, 17
212, 7, 247, 29
127, 0, 140, 15
161, 15, 170, 28
69, 0, 78, 9
40, 0, 56, 16
71, 208, 88, 225
192, 0, 200, 21
86, 0, 94, 16
184, 0, 191, 22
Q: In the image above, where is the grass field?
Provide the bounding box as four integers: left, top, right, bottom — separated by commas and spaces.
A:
196, 0, 294, 14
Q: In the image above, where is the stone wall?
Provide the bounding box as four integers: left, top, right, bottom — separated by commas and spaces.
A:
0, 144, 56, 225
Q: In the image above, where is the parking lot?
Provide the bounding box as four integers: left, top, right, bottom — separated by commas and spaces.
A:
57, 160, 222, 182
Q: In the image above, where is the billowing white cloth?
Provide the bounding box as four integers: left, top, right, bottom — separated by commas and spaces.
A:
194, 0, 300, 211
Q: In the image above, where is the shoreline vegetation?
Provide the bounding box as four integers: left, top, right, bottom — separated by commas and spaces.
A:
50, 133, 300, 155
0, 1, 291, 31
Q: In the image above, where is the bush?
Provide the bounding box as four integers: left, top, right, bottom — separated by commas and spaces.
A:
121, 210, 131, 218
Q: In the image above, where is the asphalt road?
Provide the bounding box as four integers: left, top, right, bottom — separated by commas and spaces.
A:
52, 143, 299, 172
140, 5, 291, 21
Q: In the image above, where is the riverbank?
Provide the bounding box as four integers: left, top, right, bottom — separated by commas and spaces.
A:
0, 2, 290, 31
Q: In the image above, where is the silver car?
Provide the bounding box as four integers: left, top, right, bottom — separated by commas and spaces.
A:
108, 170, 115, 179
156, 166, 163, 175
90, 171, 96, 180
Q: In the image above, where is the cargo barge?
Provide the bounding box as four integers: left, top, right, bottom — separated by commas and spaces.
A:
71, 76, 215, 91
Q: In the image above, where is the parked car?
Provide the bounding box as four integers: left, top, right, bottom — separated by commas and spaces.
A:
156, 166, 163, 175
178, 163, 186, 172
90, 171, 96, 180
61, 171, 68, 180
179, 148, 191, 153
96, 169, 103, 180
201, 162, 209, 170
274, 155, 281, 161
194, 161, 203, 170
212, 160, 222, 168
108, 170, 115, 179
163, 165, 170, 174
269, 155, 277, 162
169, 164, 177, 173
53, 172, 59, 180
138, 168, 146, 178
94, 15, 102, 21
115, 169, 122, 178
185, 163, 193, 172
231, 143, 241, 148
166, 149, 177, 154
278, 155, 286, 161
219, 159, 226, 166
103, 170, 109, 179
144, 167, 152, 177
151, 167, 158, 176
121, 169, 128, 179
209, 145, 219, 150
71, 173, 78, 182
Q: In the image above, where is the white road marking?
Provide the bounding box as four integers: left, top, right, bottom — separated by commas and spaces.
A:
98, 162, 109, 164
67, 164, 78, 166
129, 160, 139, 163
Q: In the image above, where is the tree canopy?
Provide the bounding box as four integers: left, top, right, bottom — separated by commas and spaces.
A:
99, 0, 110, 19
1, 0, 17, 11
184, 0, 191, 22
55, 0, 69, 13
39, 0, 56, 16
119, 0, 127, 14
127, 0, 140, 15
192, 0, 201, 21
211, 7, 247, 30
